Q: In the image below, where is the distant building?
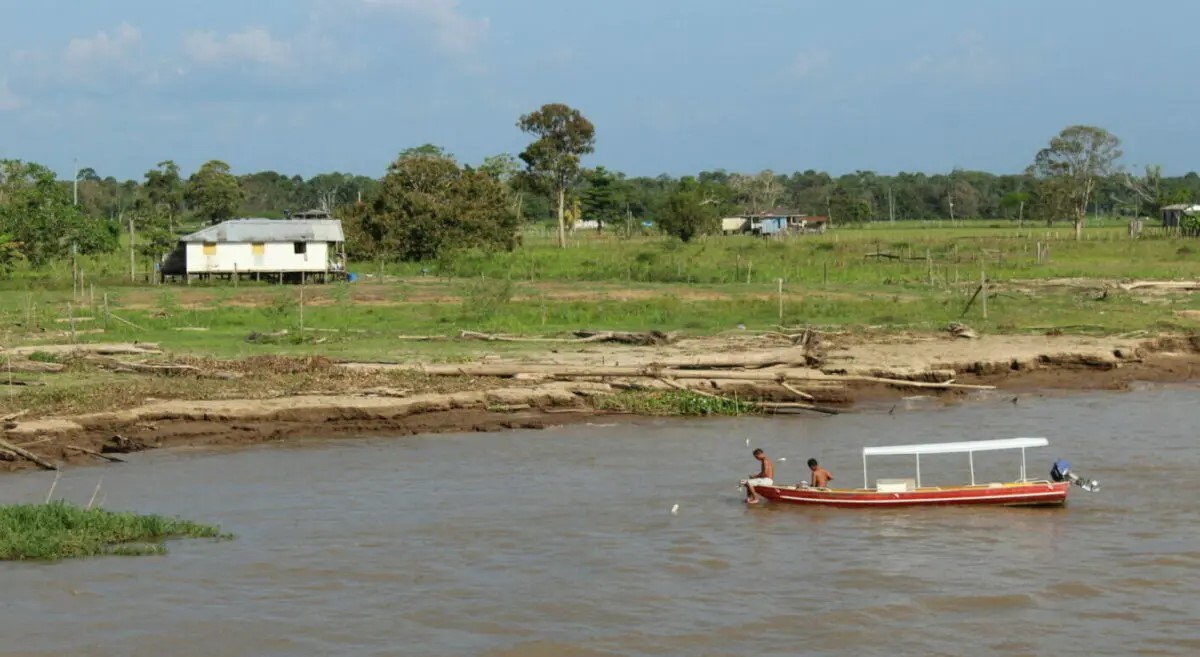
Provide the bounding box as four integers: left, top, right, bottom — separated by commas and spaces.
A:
745, 208, 828, 236
1160, 203, 1200, 228
160, 218, 346, 283
288, 208, 333, 220
721, 217, 750, 234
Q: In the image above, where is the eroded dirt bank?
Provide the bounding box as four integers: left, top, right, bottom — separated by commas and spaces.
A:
2, 333, 1198, 474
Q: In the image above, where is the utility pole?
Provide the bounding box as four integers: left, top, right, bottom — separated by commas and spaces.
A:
888, 187, 895, 223
72, 158, 78, 207
948, 194, 956, 224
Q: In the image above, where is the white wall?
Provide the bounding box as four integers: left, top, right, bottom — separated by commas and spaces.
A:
185, 241, 334, 274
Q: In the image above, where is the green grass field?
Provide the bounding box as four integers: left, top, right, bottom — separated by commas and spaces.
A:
1, 220, 1198, 362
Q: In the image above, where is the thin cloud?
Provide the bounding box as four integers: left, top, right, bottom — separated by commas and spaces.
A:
906, 30, 1005, 83
183, 28, 293, 69
791, 49, 831, 78
62, 22, 142, 71
362, 0, 490, 56
0, 77, 23, 111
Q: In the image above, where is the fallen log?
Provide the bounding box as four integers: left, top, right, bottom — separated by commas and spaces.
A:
0, 437, 58, 470
780, 382, 816, 401
459, 330, 677, 346
414, 363, 995, 391
65, 444, 126, 463
3, 360, 66, 374
4, 343, 161, 357
659, 377, 841, 415
1118, 280, 1200, 292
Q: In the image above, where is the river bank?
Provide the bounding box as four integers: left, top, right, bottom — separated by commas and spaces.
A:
2, 330, 1198, 474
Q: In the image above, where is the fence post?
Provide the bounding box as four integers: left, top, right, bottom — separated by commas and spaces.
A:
980, 269, 988, 321
777, 278, 784, 324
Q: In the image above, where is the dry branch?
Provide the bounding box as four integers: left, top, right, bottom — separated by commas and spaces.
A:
65, 444, 126, 463
658, 377, 841, 415
0, 438, 58, 470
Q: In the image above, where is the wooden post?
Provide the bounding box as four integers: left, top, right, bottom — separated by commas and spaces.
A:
980, 269, 988, 320
128, 215, 136, 283
926, 249, 933, 286
823, 261, 828, 286
777, 278, 784, 323
68, 302, 76, 342
746, 259, 752, 284
72, 243, 78, 299
103, 293, 109, 331
299, 284, 305, 333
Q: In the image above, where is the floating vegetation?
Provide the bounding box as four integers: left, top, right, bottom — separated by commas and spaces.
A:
0, 501, 230, 561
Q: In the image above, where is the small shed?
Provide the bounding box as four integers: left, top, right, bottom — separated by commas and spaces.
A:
1160, 204, 1200, 228
161, 218, 346, 283
721, 217, 750, 234
749, 208, 816, 236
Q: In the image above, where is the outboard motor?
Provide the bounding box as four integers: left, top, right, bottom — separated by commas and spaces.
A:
1050, 459, 1099, 492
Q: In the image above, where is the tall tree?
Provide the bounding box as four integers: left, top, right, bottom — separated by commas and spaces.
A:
658, 178, 718, 242
186, 160, 244, 224
1029, 125, 1122, 240
480, 153, 525, 221
517, 103, 596, 247
580, 167, 626, 232
144, 160, 184, 230
347, 149, 518, 261
0, 160, 117, 267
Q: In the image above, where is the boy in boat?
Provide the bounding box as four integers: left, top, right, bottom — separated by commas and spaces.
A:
807, 458, 833, 488
742, 448, 774, 504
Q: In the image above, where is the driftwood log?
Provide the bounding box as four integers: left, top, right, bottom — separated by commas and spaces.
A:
414, 363, 995, 391
0, 438, 58, 470
659, 378, 840, 415
458, 330, 676, 346
65, 444, 126, 463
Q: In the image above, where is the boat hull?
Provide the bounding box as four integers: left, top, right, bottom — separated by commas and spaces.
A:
752, 481, 1070, 508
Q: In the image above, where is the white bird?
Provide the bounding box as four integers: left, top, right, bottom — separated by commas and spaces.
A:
670, 504, 680, 515
778, 457, 787, 462
745, 438, 751, 446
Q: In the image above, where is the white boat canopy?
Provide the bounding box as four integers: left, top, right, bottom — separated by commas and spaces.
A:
861, 438, 1049, 488
863, 437, 1048, 457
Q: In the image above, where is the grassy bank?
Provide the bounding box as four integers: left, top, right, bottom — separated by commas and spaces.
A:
0, 221, 1197, 364
0, 501, 229, 561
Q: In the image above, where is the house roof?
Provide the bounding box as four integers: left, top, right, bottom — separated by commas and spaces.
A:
180, 218, 344, 243
752, 207, 805, 218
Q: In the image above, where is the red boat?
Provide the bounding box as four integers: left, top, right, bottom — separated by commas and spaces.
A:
748, 438, 1098, 508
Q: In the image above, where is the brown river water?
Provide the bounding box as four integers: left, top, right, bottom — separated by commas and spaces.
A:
1, 386, 1198, 657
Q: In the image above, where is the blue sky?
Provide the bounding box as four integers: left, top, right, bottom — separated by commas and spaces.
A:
1, 0, 1197, 180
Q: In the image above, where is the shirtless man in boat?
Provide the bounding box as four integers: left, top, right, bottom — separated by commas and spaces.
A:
742, 448, 774, 504
807, 458, 834, 488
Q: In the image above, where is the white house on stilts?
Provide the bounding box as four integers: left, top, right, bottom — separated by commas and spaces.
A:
160, 218, 347, 284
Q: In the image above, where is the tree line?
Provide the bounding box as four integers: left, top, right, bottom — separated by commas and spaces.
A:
3, 104, 1199, 273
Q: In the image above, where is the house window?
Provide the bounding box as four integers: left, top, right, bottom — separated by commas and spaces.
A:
293, 242, 307, 255
252, 242, 265, 255
202, 242, 217, 255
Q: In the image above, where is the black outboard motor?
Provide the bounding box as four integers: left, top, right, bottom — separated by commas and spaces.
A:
1050, 459, 1099, 492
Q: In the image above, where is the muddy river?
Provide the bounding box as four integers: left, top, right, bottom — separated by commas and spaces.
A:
1, 387, 1198, 656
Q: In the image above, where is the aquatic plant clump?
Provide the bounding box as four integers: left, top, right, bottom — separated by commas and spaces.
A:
595, 390, 759, 416
0, 501, 230, 561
